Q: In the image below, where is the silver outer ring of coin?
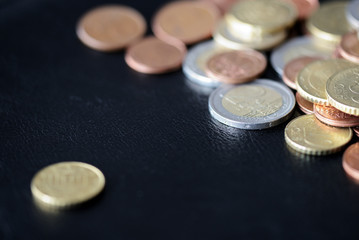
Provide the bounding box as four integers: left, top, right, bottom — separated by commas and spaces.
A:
208, 79, 296, 130
270, 36, 333, 76
213, 20, 287, 51
182, 40, 221, 88
346, 0, 359, 30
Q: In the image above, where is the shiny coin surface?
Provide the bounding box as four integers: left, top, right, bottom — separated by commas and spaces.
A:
338, 32, 359, 64
270, 36, 333, 76
183, 40, 225, 87
326, 67, 359, 116
282, 56, 321, 90
314, 104, 359, 127
343, 143, 359, 181
214, 20, 286, 51
296, 59, 357, 105
285, 114, 352, 155
283, 0, 319, 20
31, 162, 105, 209
296, 92, 314, 115
346, 0, 359, 30
125, 36, 186, 74
152, 1, 220, 45
306, 1, 351, 46
208, 79, 295, 129
76, 5, 146, 52
205, 49, 266, 84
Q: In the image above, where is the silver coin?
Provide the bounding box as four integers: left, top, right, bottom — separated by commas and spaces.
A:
183, 40, 224, 88
208, 79, 295, 129
270, 36, 333, 76
346, 0, 359, 30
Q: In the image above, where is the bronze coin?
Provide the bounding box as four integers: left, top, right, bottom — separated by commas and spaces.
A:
283, 0, 319, 20
296, 92, 314, 114
283, 56, 322, 90
77, 5, 146, 52
313, 104, 359, 127
152, 1, 220, 45
205, 50, 267, 84
338, 32, 359, 63
125, 36, 186, 74
343, 143, 359, 182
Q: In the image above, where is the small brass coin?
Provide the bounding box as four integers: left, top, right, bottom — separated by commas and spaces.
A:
326, 67, 359, 116
31, 162, 105, 209
296, 59, 357, 105
285, 114, 352, 156
306, 1, 351, 45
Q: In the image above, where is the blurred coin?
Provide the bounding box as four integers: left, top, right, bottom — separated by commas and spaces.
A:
152, 1, 220, 45
270, 36, 333, 76
332, 46, 343, 59
202, 0, 237, 14
354, 127, 359, 137
285, 114, 352, 155
338, 32, 359, 63
208, 79, 295, 129
282, 56, 321, 89
346, 0, 359, 30
205, 49, 266, 84
125, 37, 186, 74
296, 59, 357, 105
343, 143, 359, 181
313, 104, 359, 127
183, 40, 225, 87
326, 67, 359, 116
283, 0, 319, 20
31, 162, 105, 209
76, 5, 146, 52
296, 92, 314, 115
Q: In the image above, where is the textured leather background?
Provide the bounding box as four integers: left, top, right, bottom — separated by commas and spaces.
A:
1, 0, 359, 239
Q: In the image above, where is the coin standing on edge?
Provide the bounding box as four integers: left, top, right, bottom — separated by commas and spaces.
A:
313, 104, 359, 127
31, 162, 105, 209
125, 36, 186, 74
343, 143, 359, 181
208, 79, 295, 129
296, 92, 314, 115
285, 114, 353, 156
77, 5, 146, 52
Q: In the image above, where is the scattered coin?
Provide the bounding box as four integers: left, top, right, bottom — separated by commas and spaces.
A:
31, 162, 105, 209
343, 143, 359, 181
208, 79, 295, 129
285, 114, 353, 155
125, 36, 186, 74
76, 5, 146, 52
313, 104, 359, 127
338, 31, 359, 64
205, 49, 266, 84
296, 92, 314, 115
283, 0, 319, 20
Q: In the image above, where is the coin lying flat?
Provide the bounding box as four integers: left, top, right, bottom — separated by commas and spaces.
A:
152, 1, 220, 45
296, 59, 357, 105
76, 5, 146, 52
338, 32, 359, 64
346, 0, 359, 30
326, 67, 359, 116
31, 162, 105, 209
296, 92, 314, 115
343, 143, 359, 181
285, 114, 352, 156
313, 104, 359, 127
208, 79, 295, 129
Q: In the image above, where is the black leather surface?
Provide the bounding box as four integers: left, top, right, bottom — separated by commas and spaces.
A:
1, 0, 359, 239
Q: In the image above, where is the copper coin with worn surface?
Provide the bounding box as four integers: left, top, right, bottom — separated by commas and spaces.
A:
77, 5, 146, 52
338, 32, 359, 63
205, 50, 266, 84
152, 1, 220, 45
296, 92, 314, 114
283, 0, 319, 20
283, 56, 321, 90
343, 143, 359, 181
125, 36, 186, 74
314, 104, 359, 127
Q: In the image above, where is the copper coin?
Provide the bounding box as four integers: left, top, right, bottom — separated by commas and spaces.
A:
125, 36, 186, 74
314, 104, 359, 127
283, 56, 321, 90
77, 5, 146, 52
152, 1, 220, 45
296, 92, 314, 114
205, 50, 267, 84
354, 127, 359, 137
283, 0, 319, 20
338, 32, 359, 63
343, 143, 359, 182
332, 46, 343, 59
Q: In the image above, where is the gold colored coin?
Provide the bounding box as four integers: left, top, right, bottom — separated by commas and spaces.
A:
226, 0, 297, 36
31, 162, 105, 209
296, 59, 357, 105
285, 114, 352, 156
306, 1, 351, 45
326, 67, 359, 116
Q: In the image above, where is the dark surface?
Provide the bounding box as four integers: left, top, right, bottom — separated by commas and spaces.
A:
1, 0, 359, 239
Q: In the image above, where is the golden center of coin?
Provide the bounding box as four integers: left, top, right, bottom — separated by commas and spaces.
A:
296, 59, 357, 105
31, 162, 105, 208
222, 85, 283, 117
326, 67, 359, 116
285, 114, 352, 155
